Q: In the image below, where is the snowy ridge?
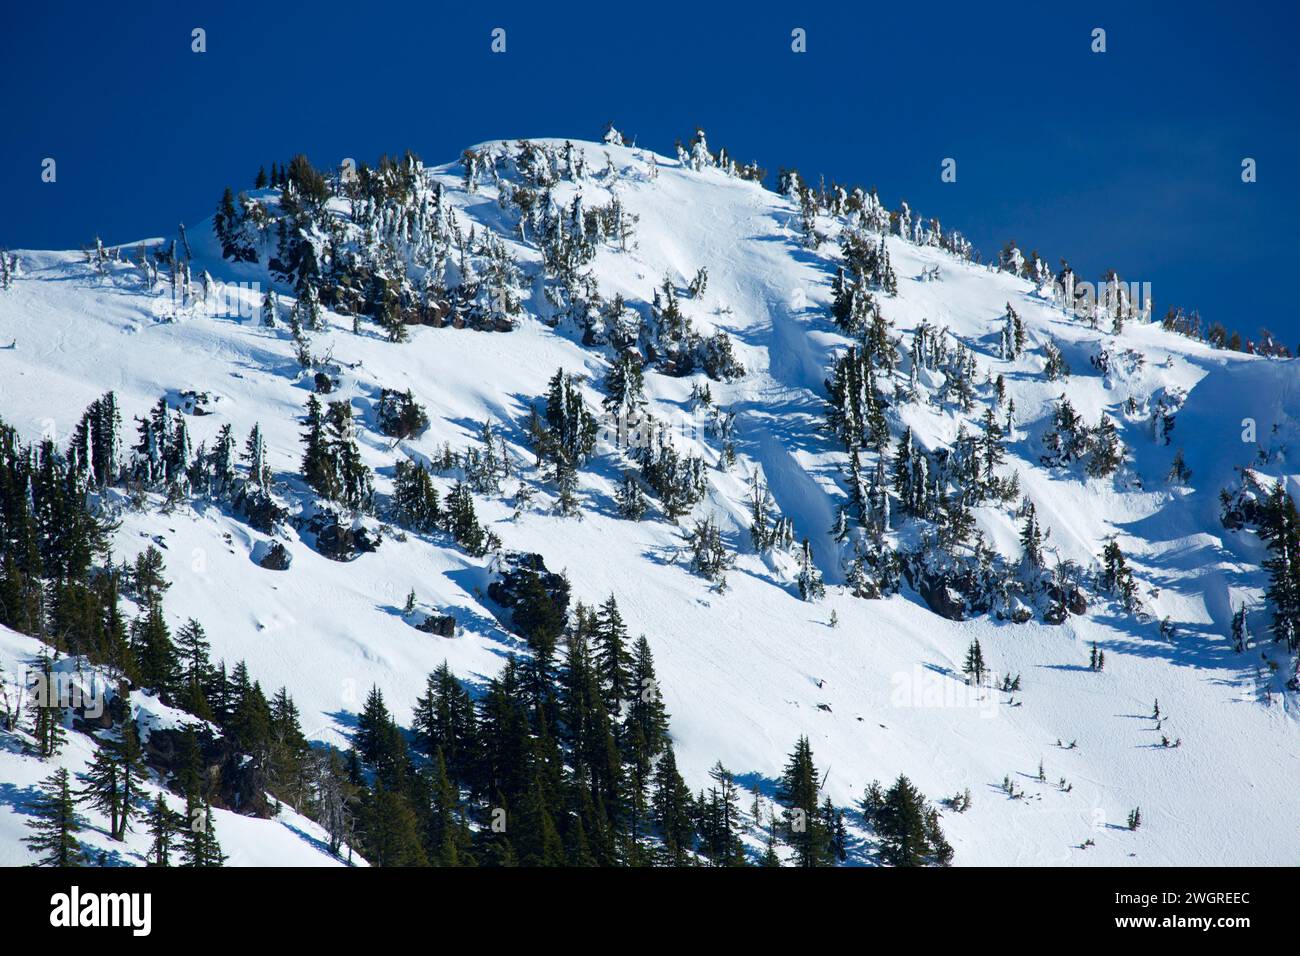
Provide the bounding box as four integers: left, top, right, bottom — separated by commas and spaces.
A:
0, 135, 1296, 865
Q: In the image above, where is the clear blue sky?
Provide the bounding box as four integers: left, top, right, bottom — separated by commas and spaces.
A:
2, 1, 1297, 345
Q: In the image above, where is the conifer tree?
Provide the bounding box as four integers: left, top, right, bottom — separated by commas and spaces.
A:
1020, 501, 1043, 572
24, 767, 85, 866
615, 473, 648, 520
876, 774, 942, 866
30, 655, 68, 758
1231, 604, 1251, 653
391, 460, 441, 533
1260, 485, 1300, 651
243, 424, 271, 489
796, 539, 825, 601
174, 618, 213, 719
776, 736, 829, 867
651, 744, 695, 864
146, 793, 179, 866
962, 638, 986, 684
180, 797, 227, 866
594, 595, 633, 717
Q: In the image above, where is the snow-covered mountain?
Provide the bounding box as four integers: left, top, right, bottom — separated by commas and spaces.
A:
1, 131, 1296, 867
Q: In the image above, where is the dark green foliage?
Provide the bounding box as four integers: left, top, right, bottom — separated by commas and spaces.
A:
24, 767, 85, 866
376, 388, 429, 439
876, 774, 951, 866
776, 736, 830, 867
391, 460, 441, 533
962, 638, 986, 684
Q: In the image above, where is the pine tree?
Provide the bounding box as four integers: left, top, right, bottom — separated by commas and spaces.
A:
651, 744, 696, 864
796, 539, 825, 601
1231, 604, 1251, 653
174, 618, 212, 718
615, 473, 648, 520
132, 603, 178, 695
1087, 415, 1123, 478
776, 736, 829, 867
243, 424, 271, 489
392, 460, 441, 533
30, 655, 68, 758
180, 797, 227, 866
594, 595, 632, 717
1020, 501, 1043, 572
300, 394, 336, 501
1167, 448, 1193, 486
877, 774, 940, 866
445, 482, 486, 555
962, 638, 986, 684
1260, 485, 1300, 651
146, 793, 179, 866
24, 767, 85, 866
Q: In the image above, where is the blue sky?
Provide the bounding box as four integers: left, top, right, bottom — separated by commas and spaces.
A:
2, 1, 1297, 345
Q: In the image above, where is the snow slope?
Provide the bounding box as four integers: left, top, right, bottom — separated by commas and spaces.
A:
0, 137, 1296, 865
0, 626, 354, 867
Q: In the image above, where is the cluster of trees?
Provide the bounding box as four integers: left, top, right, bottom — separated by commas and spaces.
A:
1040, 396, 1124, 478
375, 388, 429, 440
526, 369, 598, 517
1166, 306, 1296, 359
300, 395, 373, 512
1259, 484, 1300, 656
330, 593, 838, 866
14, 545, 324, 866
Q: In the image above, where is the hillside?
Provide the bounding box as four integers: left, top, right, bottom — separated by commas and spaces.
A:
0, 132, 1296, 867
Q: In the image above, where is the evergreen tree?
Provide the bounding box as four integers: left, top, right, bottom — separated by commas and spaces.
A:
775, 736, 829, 867
1260, 485, 1300, 651
243, 424, 271, 489
180, 797, 227, 866
1231, 604, 1251, 653
146, 793, 179, 866
796, 539, 825, 601
391, 460, 441, 533
1167, 448, 1193, 486
594, 595, 633, 717
615, 473, 648, 520
1020, 501, 1043, 572
174, 618, 212, 719
962, 638, 986, 684
1087, 415, 1123, 478
30, 655, 68, 758
24, 767, 85, 866
876, 774, 942, 866
651, 744, 695, 864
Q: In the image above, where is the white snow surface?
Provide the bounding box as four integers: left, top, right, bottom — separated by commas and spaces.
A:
0, 137, 1296, 866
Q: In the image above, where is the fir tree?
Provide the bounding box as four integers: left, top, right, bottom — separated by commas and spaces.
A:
776, 736, 829, 867
796, 539, 825, 601
962, 638, 986, 684
615, 473, 648, 520
146, 793, 179, 866
877, 774, 944, 866
180, 797, 227, 866
24, 767, 85, 866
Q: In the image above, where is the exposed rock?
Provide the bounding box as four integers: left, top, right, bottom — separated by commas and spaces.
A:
257, 541, 292, 571
488, 551, 570, 618
304, 511, 379, 562
416, 613, 456, 637
234, 485, 287, 534
917, 573, 967, 621
144, 725, 273, 819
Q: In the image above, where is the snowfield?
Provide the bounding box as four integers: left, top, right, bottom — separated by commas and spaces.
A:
0, 136, 1296, 866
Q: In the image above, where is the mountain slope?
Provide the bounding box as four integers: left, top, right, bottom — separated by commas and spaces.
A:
0, 136, 1296, 865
